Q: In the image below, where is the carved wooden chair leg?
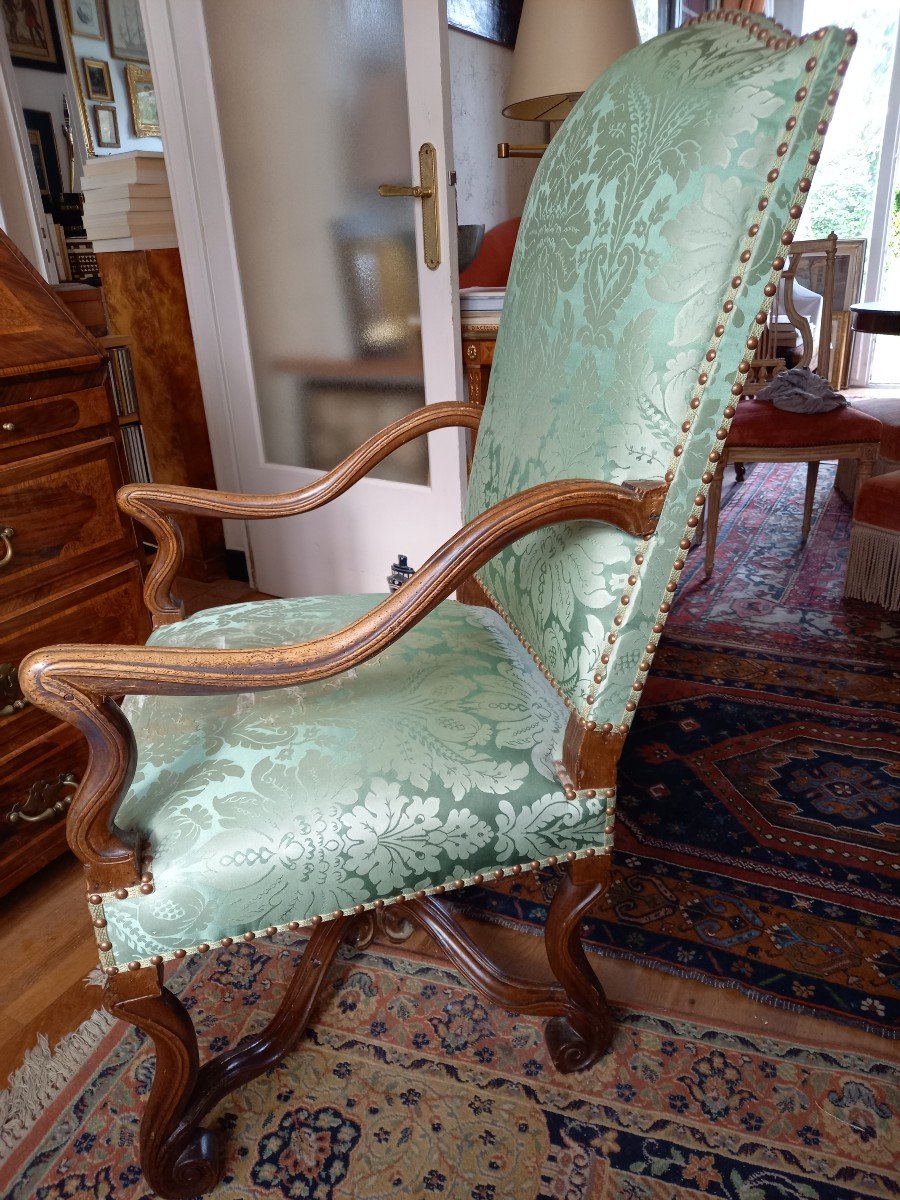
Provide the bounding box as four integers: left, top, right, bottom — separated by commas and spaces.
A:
404, 856, 612, 1075
705, 462, 725, 577
801, 460, 819, 543
104, 915, 355, 1200
543, 855, 613, 1072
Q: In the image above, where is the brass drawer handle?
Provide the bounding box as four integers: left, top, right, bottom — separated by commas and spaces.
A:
0, 526, 14, 568
0, 662, 28, 717
6, 773, 78, 828
1, 422, 15, 433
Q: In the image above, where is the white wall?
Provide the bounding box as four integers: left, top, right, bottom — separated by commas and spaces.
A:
448, 27, 540, 230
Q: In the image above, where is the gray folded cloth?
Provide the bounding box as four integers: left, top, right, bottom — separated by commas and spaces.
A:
755, 366, 847, 413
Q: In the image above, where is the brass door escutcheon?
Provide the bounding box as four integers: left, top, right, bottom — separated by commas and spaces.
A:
378, 143, 441, 270
0, 525, 14, 568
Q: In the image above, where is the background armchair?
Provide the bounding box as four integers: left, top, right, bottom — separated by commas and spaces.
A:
21, 13, 853, 1198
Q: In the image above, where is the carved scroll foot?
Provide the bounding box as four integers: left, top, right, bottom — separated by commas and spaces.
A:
104, 967, 224, 1199
104, 916, 354, 1199
401, 857, 613, 1075
543, 856, 613, 1072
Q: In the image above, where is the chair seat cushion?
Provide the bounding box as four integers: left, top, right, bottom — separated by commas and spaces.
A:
97, 596, 608, 969
854, 470, 900, 531
729, 397, 883, 449
849, 395, 900, 463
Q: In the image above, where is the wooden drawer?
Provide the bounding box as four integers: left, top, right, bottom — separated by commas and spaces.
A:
0, 385, 112, 451
0, 438, 135, 611
0, 725, 87, 898
1, 563, 148, 756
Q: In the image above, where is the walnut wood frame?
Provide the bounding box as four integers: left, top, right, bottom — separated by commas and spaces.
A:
22, 402, 663, 1198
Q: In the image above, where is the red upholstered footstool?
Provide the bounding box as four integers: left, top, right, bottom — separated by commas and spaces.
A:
835, 394, 900, 501
844, 470, 900, 610
705, 397, 883, 576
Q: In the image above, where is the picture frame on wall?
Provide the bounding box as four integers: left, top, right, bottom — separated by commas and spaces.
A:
829, 311, 853, 391
23, 109, 62, 196
126, 63, 159, 137
93, 103, 120, 149
793, 240, 867, 313
446, 0, 522, 47
2, 0, 65, 71
68, 0, 104, 40
83, 56, 113, 101
105, 0, 148, 62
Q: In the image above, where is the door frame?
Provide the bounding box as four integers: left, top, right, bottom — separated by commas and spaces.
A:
850, 18, 900, 385
140, 0, 467, 583
0, 27, 57, 278
140, 0, 254, 564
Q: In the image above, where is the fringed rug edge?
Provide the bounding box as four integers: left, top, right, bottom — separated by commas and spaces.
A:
0, 1001, 115, 1164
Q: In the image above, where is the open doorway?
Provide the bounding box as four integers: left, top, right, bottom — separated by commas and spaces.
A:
784, 1, 900, 387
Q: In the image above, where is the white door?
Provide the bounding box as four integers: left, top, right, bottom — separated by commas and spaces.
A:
144, 0, 466, 598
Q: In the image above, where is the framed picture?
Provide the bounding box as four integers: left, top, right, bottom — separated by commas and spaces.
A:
793, 240, 867, 313
829, 311, 853, 390
447, 0, 522, 47
105, 0, 148, 61
93, 103, 120, 148
2, 0, 65, 71
83, 56, 113, 101
23, 109, 62, 195
67, 0, 103, 39
126, 63, 159, 137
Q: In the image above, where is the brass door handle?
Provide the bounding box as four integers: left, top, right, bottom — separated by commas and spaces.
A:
377, 183, 433, 199
0, 526, 13, 568
378, 143, 441, 271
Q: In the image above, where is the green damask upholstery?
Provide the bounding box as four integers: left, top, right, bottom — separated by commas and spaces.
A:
89, 15, 852, 970
98, 597, 607, 966
467, 16, 850, 722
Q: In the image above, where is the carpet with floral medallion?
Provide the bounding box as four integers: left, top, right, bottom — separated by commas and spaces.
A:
465, 462, 899, 1037
1, 937, 896, 1200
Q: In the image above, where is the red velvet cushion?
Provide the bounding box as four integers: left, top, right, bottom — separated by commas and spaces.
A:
459, 218, 521, 288
854, 470, 900, 530
729, 396, 883, 448
850, 396, 900, 461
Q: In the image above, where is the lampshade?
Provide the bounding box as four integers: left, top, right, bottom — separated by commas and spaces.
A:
503, 0, 641, 122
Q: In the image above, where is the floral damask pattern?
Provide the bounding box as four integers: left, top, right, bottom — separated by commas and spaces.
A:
465, 18, 851, 721
101, 596, 604, 964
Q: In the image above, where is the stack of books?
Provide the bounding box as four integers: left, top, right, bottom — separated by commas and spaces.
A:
81, 151, 177, 253
459, 286, 505, 334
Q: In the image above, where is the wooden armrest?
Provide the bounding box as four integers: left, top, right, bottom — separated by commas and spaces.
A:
120, 401, 482, 625
21, 476, 665, 892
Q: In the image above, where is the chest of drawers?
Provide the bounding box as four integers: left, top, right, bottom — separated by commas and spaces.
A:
0, 228, 148, 897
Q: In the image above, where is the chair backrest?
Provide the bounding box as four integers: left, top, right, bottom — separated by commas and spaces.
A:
465, 12, 852, 731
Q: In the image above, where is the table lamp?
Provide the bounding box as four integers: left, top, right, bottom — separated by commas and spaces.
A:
499, 0, 641, 158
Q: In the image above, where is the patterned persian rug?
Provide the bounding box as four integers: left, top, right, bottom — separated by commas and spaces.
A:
1, 939, 896, 1199
466, 463, 899, 1036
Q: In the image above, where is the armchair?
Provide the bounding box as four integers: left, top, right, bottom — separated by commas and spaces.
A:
21, 13, 853, 1198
